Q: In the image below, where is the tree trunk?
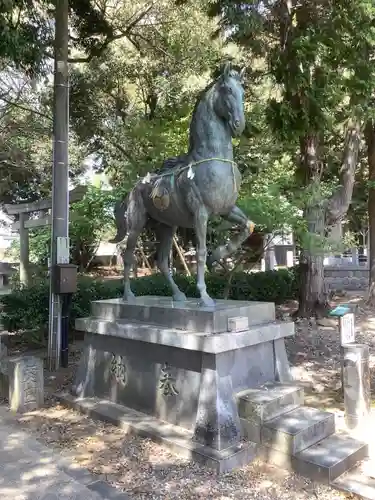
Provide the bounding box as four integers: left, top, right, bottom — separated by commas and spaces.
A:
365, 120, 375, 302
296, 120, 360, 317
295, 134, 329, 317
297, 206, 327, 317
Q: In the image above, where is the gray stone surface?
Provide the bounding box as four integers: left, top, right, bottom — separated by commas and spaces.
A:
295, 433, 368, 483
228, 316, 249, 332
0, 406, 129, 499
7, 355, 44, 413
193, 353, 242, 450
240, 417, 261, 443
73, 332, 202, 431
262, 407, 335, 455
90, 296, 276, 332
274, 338, 294, 383
324, 266, 369, 291
73, 334, 284, 436
72, 295, 297, 463
341, 344, 371, 432
333, 459, 375, 498
57, 392, 258, 473
75, 317, 294, 354
237, 382, 304, 423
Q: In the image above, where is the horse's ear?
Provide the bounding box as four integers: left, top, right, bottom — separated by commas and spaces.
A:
222, 61, 231, 78
239, 67, 246, 82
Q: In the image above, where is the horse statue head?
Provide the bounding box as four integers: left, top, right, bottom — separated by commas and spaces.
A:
212, 62, 246, 137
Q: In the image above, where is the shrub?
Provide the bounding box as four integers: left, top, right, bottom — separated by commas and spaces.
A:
0, 268, 299, 345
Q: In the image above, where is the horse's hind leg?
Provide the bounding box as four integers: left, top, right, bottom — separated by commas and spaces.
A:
156, 224, 186, 302
207, 205, 255, 269
121, 190, 147, 301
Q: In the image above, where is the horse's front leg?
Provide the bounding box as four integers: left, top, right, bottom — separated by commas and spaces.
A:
195, 205, 214, 307
207, 205, 255, 269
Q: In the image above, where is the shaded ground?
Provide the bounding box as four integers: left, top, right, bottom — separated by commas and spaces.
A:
1, 291, 374, 499
279, 292, 375, 412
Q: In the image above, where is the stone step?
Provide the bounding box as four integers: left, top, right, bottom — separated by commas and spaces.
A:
332, 459, 375, 498
295, 434, 369, 484
237, 382, 304, 423
90, 296, 276, 333
75, 317, 294, 354
262, 406, 335, 455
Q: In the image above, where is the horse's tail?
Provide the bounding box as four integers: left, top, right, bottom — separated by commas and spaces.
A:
109, 196, 128, 243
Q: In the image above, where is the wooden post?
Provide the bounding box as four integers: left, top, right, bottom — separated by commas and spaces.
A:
173, 237, 191, 276
19, 213, 30, 286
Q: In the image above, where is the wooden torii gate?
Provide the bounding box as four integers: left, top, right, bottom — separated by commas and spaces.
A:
4, 185, 87, 286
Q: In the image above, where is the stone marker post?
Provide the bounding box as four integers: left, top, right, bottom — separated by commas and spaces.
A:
341, 344, 371, 432
330, 305, 371, 433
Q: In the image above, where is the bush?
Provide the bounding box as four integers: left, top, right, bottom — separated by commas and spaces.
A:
0, 268, 299, 345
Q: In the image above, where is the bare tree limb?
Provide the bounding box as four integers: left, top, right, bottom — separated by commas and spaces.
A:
325, 118, 361, 226
0, 96, 52, 121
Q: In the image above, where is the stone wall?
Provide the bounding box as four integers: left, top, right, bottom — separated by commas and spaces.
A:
324, 266, 369, 291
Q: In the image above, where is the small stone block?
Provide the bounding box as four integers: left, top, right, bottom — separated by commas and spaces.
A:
262, 406, 335, 455
8, 355, 44, 413
237, 382, 304, 423
228, 316, 249, 332
295, 433, 368, 483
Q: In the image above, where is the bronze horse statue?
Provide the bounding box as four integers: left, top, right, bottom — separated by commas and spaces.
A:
111, 62, 254, 307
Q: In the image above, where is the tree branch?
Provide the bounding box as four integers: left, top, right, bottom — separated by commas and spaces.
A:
68, 3, 155, 63
325, 118, 361, 226
105, 137, 134, 162
0, 96, 52, 121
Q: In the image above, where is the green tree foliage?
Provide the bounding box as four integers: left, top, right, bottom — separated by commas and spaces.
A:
204, 0, 375, 315
69, 0, 224, 188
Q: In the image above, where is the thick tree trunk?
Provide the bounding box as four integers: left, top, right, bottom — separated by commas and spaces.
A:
365, 120, 375, 303
296, 120, 360, 317
295, 134, 329, 317
297, 206, 328, 317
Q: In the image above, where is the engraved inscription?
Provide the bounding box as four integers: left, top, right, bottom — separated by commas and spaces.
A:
159, 362, 179, 396
22, 358, 40, 405
110, 354, 127, 386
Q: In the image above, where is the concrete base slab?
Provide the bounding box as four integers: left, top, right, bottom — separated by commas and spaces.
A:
56, 392, 258, 473
333, 460, 375, 499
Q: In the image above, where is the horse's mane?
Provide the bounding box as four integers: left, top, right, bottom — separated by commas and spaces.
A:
156, 78, 218, 174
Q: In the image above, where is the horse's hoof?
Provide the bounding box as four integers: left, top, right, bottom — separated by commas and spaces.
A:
173, 291, 187, 302
200, 295, 215, 308
123, 291, 136, 302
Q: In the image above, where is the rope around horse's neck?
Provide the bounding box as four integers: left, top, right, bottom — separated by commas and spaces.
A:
145, 157, 238, 196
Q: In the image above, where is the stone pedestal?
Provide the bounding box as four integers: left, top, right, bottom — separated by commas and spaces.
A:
66, 296, 294, 471
60, 296, 369, 480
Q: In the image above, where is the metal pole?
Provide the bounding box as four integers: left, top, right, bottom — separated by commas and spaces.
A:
48, 0, 69, 371
19, 213, 30, 286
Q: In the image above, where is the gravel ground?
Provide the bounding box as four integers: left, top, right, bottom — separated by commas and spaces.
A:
9, 405, 350, 500
2, 291, 374, 499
